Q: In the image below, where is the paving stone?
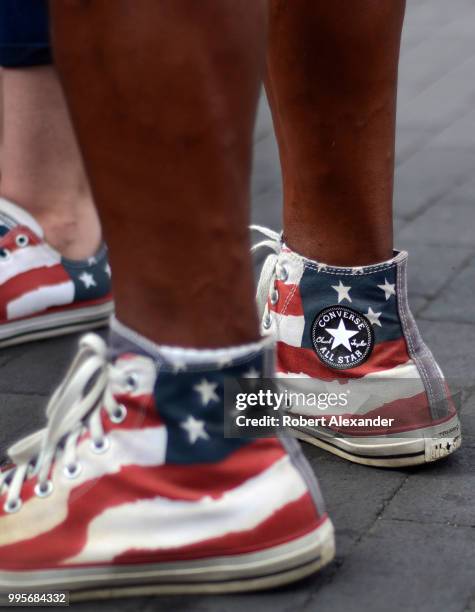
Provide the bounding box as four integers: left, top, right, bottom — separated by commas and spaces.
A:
0, 393, 47, 463
252, 135, 280, 194
0, 331, 107, 396
466, 593, 475, 612
398, 25, 475, 109
397, 104, 475, 169
71, 599, 142, 612
303, 445, 407, 557
254, 92, 275, 143
252, 131, 283, 231
398, 54, 475, 136
383, 446, 475, 526
395, 126, 435, 166
431, 108, 475, 149
409, 295, 430, 318
394, 148, 475, 222
417, 320, 475, 383
401, 0, 475, 32
401, 244, 475, 299
252, 187, 283, 232
398, 195, 475, 246
460, 391, 475, 442
400, 23, 438, 56
306, 521, 475, 612
420, 251, 475, 323
135, 572, 333, 612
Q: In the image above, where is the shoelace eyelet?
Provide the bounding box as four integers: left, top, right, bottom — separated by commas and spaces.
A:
34, 480, 54, 498
0, 248, 11, 262
270, 288, 279, 306
125, 373, 139, 392
277, 266, 289, 282
3, 498, 22, 514
63, 462, 82, 479
90, 437, 110, 454
109, 404, 127, 424
263, 312, 272, 330
15, 234, 29, 248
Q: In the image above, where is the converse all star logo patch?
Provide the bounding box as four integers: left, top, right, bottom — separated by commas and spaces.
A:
311, 305, 374, 370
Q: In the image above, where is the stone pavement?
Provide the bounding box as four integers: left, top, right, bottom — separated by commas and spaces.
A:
1, 0, 475, 610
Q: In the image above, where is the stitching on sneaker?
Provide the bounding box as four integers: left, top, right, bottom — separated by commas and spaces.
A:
281, 248, 407, 276
396, 258, 436, 414
281, 276, 299, 317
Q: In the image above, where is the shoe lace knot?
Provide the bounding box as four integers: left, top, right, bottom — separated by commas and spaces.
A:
0, 334, 130, 513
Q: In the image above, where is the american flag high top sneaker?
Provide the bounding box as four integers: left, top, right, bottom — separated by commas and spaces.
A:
0, 198, 113, 347
0, 321, 334, 599
253, 226, 461, 468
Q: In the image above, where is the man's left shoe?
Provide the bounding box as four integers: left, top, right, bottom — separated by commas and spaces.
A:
0, 325, 334, 599
0, 198, 113, 347
253, 226, 462, 468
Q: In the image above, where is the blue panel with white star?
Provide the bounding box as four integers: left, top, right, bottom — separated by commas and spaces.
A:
155, 353, 265, 465
62, 244, 112, 303
299, 262, 401, 349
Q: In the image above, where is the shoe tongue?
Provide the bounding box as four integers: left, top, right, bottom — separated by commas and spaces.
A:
0, 198, 44, 238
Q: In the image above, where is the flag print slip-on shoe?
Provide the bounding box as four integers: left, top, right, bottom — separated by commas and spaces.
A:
0, 321, 335, 600
252, 226, 461, 468
0, 198, 113, 347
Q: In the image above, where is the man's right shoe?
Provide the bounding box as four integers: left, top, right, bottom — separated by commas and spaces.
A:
0, 325, 334, 599
253, 226, 462, 468
0, 198, 113, 347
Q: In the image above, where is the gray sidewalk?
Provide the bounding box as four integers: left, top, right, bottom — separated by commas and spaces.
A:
1, 0, 475, 610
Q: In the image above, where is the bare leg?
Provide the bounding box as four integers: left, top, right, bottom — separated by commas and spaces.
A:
50, 0, 265, 347
0, 65, 101, 259
266, 0, 406, 266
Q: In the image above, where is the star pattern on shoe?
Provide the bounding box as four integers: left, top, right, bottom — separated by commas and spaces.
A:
79, 272, 97, 289
0, 201, 113, 348
193, 379, 219, 405
377, 278, 396, 300
331, 280, 352, 303
217, 355, 233, 368
326, 319, 359, 352
104, 263, 112, 278
317, 263, 328, 273
243, 367, 261, 378
366, 307, 382, 327
171, 360, 187, 374
180, 415, 210, 444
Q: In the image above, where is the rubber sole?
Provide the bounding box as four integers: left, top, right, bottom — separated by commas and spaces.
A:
0, 301, 114, 348
293, 413, 462, 468
0, 519, 335, 601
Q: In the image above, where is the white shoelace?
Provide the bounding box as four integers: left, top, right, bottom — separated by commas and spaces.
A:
251, 225, 286, 320
0, 334, 129, 514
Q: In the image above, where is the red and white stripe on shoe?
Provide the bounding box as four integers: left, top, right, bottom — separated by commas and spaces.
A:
0, 198, 113, 347
0, 333, 334, 598
252, 226, 461, 467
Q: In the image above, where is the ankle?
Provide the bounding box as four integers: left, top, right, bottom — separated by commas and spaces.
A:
23, 189, 102, 259
284, 224, 393, 267
0, 176, 102, 259
112, 279, 260, 349
39, 202, 102, 260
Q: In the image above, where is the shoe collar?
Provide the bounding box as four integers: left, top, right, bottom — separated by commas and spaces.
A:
0, 198, 44, 239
